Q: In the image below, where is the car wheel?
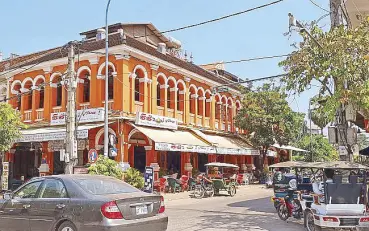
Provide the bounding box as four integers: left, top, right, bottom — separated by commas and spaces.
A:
58, 221, 77, 231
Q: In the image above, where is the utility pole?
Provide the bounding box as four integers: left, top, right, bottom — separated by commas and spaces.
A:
330, 0, 344, 28
65, 42, 78, 174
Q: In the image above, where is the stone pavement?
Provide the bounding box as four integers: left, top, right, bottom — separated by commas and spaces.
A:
165, 184, 304, 231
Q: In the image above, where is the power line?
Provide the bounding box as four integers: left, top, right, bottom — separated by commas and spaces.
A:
308, 0, 330, 12
203, 54, 290, 66
136, 0, 284, 37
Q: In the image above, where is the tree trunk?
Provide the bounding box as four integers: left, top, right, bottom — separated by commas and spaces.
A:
330, 0, 344, 28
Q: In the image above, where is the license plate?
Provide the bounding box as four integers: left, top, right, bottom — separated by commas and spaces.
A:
135, 205, 148, 215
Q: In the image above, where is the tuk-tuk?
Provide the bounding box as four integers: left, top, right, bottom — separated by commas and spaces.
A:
302, 161, 369, 231
205, 162, 239, 197
269, 161, 313, 209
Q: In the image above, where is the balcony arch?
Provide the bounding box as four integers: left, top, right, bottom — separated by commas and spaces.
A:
156, 73, 167, 107
227, 97, 234, 131
205, 90, 212, 118
77, 67, 91, 104
176, 79, 186, 113
99, 64, 116, 102
50, 72, 64, 107
34, 75, 45, 109
95, 127, 117, 151
97, 62, 116, 77
197, 87, 205, 117
10, 80, 22, 109
167, 76, 177, 111
22, 78, 34, 111
133, 65, 147, 103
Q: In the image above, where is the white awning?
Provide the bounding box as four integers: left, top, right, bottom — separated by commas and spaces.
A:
16, 123, 105, 143
272, 144, 309, 152
130, 123, 216, 154
191, 129, 260, 156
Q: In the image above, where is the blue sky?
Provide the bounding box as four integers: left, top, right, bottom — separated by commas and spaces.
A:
1, 0, 331, 114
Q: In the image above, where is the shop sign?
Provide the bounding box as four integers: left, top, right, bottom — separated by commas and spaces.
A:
136, 112, 178, 130
51, 108, 104, 125
2, 162, 9, 190
16, 130, 88, 143
267, 150, 278, 157
155, 142, 216, 154
73, 166, 89, 174
88, 149, 98, 164
143, 167, 154, 193
216, 147, 260, 156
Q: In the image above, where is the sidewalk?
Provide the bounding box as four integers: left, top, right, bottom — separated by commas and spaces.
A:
162, 184, 268, 202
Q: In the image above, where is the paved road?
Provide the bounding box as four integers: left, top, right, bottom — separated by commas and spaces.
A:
165, 185, 304, 231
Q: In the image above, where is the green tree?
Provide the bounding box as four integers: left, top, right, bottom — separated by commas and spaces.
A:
280, 21, 369, 121
0, 103, 24, 152
123, 168, 144, 189
88, 155, 124, 179
293, 135, 338, 162
235, 83, 305, 163
357, 133, 369, 151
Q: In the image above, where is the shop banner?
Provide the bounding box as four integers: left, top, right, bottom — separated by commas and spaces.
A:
155, 142, 216, 154
143, 167, 154, 193
16, 130, 88, 143
216, 147, 260, 156
51, 108, 104, 125
2, 162, 9, 190
136, 112, 178, 130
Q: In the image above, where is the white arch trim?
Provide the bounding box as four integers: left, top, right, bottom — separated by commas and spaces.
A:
10, 80, 22, 92
189, 84, 197, 93
21, 77, 34, 88
167, 76, 177, 87
34, 75, 46, 85
156, 72, 167, 85
128, 128, 152, 146
50, 72, 63, 83
221, 95, 227, 103
204, 89, 212, 99
227, 97, 234, 106
197, 87, 205, 96
132, 64, 148, 79
176, 79, 186, 92
214, 93, 221, 102
97, 62, 117, 76
235, 100, 241, 108
77, 66, 92, 77
95, 127, 117, 148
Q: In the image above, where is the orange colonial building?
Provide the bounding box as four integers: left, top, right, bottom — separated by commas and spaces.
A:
0, 23, 259, 184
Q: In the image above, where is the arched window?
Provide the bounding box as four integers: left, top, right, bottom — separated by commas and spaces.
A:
167, 88, 171, 108
56, 81, 62, 107
177, 92, 180, 110
157, 74, 167, 107
197, 88, 204, 116
83, 78, 90, 102
176, 81, 185, 112
189, 86, 197, 114
156, 83, 161, 106
108, 69, 113, 100
205, 91, 211, 118
214, 94, 221, 120
135, 77, 140, 101
39, 86, 45, 108
34, 76, 45, 109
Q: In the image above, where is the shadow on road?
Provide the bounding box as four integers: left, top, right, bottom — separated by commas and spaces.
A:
227, 197, 276, 213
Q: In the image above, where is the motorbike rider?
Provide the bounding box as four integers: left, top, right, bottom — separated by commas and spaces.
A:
312, 168, 334, 202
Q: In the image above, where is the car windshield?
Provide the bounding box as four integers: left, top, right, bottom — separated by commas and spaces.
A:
73, 177, 140, 195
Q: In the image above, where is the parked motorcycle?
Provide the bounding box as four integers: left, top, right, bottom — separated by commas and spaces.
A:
274, 189, 303, 220
193, 177, 214, 199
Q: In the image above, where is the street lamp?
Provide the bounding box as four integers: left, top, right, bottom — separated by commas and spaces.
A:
104, 0, 112, 157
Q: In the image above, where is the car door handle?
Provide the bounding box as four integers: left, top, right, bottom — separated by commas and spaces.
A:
22, 204, 30, 209
56, 204, 65, 209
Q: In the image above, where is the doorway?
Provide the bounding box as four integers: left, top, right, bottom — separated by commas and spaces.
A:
53, 151, 65, 175
134, 146, 146, 172
167, 152, 180, 175
198, 153, 208, 173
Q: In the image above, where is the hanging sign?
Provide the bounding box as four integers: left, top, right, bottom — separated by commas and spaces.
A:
16, 130, 88, 142
51, 108, 104, 125
88, 149, 98, 164
136, 112, 178, 130
2, 162, 9, 190
155, 142, 216, 154
143, 167, 154, 193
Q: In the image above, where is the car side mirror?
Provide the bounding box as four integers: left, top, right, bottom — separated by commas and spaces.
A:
3, 192, 12, 200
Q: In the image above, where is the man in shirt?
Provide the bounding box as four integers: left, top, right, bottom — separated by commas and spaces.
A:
312, 168, 334, 196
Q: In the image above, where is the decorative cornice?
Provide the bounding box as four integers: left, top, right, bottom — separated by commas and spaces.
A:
170, 87, 178, 92
115, 53, 130, 60
179, 90, 185, 95
89, 56, 99, 65
184, 77, 191, 82
191, 94, 198, 99
198, 96, 205, 100
160, 84, 169, 89
130, 73, 137, 79
97, 74, 105, 80
206, 98, 212, 103
20, 88, 29, 93
150, 64, 159, 71
144, 146, 152, 151
43, 67, 52, 74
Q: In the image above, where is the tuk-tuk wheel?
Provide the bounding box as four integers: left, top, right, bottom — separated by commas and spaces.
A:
229, 185, 236, 197
304, 210, 321, 231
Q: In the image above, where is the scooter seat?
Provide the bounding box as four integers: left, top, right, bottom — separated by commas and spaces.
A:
302, 195, 314, 201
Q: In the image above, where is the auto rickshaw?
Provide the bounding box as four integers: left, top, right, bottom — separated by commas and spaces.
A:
302, 161, 369, 231
205, 162, 239, 197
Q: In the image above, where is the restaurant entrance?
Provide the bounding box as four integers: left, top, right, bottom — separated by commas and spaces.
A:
134, 146, 146, 172
167, 151, 180, 175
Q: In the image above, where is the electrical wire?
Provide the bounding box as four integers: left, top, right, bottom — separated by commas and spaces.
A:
133, 0, 284, 39
308, 0, 330, 12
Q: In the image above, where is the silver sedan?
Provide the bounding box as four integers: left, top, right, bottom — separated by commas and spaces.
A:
0, 174, 168, 231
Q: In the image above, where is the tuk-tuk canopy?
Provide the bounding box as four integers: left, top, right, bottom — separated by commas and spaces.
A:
205, 162, 239, 168
269, 161, 369, 170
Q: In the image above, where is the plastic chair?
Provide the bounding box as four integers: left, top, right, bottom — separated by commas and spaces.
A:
154, 178, 167, 194
180, 175, 189, 191
167, 177, 181, 193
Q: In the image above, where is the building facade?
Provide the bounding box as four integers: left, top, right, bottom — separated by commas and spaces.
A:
0, 23, 259, 185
